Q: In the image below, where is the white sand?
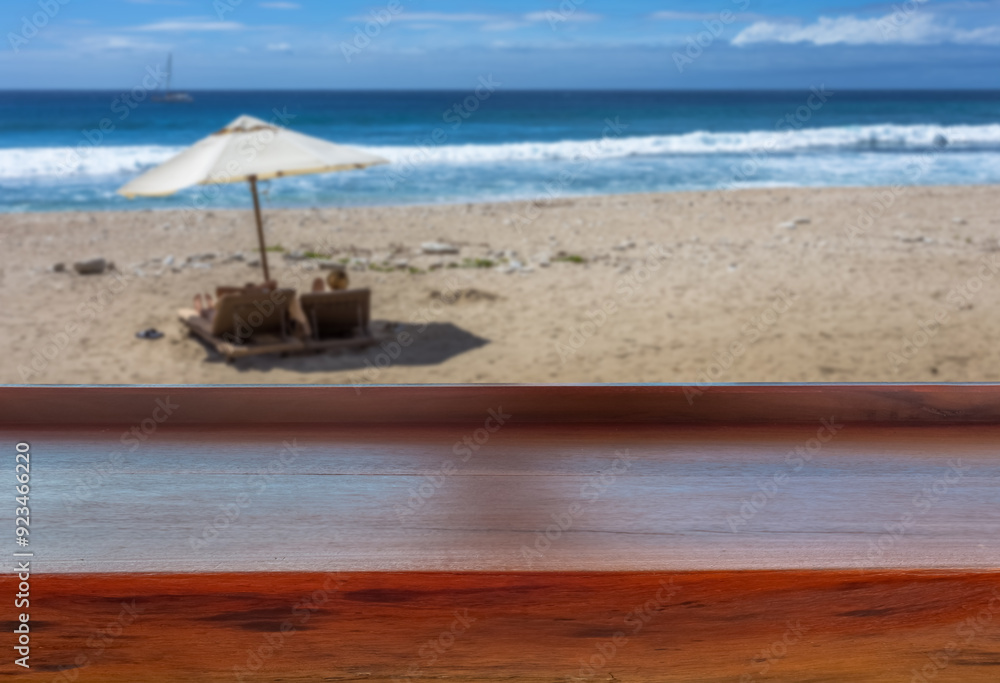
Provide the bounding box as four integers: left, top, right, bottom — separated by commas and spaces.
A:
3, 185, 999, 385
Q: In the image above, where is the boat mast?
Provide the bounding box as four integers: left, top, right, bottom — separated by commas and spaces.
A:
165, 53, 173, 95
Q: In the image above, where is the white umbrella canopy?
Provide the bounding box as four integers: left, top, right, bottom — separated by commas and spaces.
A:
118, 114, 389, 280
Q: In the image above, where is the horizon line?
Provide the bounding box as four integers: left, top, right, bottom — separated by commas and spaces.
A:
3, 87, 1000, 93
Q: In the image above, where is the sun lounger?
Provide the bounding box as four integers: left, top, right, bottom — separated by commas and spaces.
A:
298, 288, 372, 339
291, 288, 377, 353
179, 287, 379, 359
178, 288, 303, 360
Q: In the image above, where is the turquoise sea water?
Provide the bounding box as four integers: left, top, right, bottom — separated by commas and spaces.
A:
1, 90, 999, 212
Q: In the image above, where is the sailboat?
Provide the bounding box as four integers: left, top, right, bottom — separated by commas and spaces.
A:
151, 53, 193, 103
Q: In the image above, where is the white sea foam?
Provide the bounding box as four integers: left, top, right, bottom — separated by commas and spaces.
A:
368, 123, 1000, 166
0, 145, 184, 179
3, 123, 1000, 179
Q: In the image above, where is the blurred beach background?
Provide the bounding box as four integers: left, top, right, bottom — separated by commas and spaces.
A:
4, 90, 1000, 212
2, 0, 1000, 385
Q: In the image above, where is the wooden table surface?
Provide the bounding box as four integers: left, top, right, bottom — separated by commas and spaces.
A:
2, 385, 998, 681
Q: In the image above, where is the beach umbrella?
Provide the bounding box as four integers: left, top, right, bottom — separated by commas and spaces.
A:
118, 114, 388, 281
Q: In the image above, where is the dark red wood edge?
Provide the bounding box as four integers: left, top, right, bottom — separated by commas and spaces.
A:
1, 383, 1000, 426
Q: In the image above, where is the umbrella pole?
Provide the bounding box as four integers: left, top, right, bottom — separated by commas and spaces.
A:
248, 175, 270, 282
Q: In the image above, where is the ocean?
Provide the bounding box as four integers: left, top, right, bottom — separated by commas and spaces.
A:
1, 89, 999, 213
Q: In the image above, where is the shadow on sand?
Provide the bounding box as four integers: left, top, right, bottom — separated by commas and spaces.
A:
192, 321, 489, 374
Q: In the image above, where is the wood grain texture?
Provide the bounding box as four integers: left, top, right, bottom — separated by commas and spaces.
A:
3, 571, 1000, 682
2, 385, 999, 681
11, 421, 1000, 572
5, 383, 1000, 426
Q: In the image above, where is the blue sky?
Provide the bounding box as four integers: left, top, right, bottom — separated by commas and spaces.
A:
2, 0, 999, 89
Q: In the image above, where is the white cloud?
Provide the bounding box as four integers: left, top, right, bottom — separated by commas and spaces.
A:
523, 10, 601, 23
732, 12, 1000, 46
78, 34, 172, 52
133, 19, 245, 32
259, 2, 300, 8
352, 10, 600, 32
650, 11, 762, 22
365, 11, 600, 28
651, 11, 728, 21
391, 13, 500, 22
383, 10, 602, 32
266, 42, 292, 51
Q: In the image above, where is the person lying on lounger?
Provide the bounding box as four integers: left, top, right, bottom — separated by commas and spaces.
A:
326, 269, 349, 291
194, 280, 280, 321
308, 270, 349, 293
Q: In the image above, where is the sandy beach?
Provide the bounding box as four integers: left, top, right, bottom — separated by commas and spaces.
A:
3, 184, 999, 385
